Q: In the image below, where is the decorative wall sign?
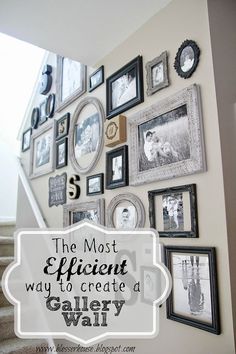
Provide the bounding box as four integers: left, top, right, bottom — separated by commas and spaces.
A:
68, 174, 81, 200
56, 137, 68, 169
39, 64, 52, 95
146, 51, 169, 96
31, 107, 40, 129
106, 145, 129, 189
22, 128, 32, 152
56, 113, 70, 140
174, 40, 200, 79
48, 173, 67, 207
104, 115, 127, 147
86, 173, 104, 196
56, 55, 86, 112
89, 65, 104, 92
106, 56, 144, 119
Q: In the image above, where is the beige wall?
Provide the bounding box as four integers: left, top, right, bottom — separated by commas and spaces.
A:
19, 0, 235, 353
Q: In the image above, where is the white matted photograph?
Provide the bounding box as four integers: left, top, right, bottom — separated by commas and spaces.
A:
112, 68, 136, 110
115, 205, 136, 229
75, 113, 100, 159
87, 173, 104, 196
162, 192, 184, 231
112, 155, 122, 181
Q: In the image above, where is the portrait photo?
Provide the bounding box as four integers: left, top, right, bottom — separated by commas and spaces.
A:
75, 113, 100, 159
152, 62, 164, 86
35, 132, 51, 168
89, 66, 104, 92
146, 51, 169, 96
162, 193, 184, 231
112, 155, 122, 181
141, 266, 159, 304
106, 145, 128, 189
72, 209, 98, 224
115, 205, 136, 229
174, 40, 200, 79
86, 173, 104, 196
56, 138, 68, 169
22, 128, 32, 152
111, 68, 136, 110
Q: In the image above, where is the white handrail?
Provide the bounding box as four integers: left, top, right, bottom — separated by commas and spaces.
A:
16, 157, 47, 228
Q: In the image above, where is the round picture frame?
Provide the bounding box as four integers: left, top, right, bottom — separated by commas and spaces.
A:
174, 39, 200, 79
45, 93, 55, 118
69, 96, 105, 174
106, 193, 145, 229
31, 107, 40, 129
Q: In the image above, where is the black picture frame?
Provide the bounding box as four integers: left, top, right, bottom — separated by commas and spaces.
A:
106, 145, 129, 189
56, 113, 70, 140
38, 99, 47, 125
31, 107, 40, 129
45, 93, 55, 118
164, 246, 220, 334
22, 128, 32, 152
89, 66, 104, 92
106, 56, 144, 119
174, 39, 200, 79
86, 173, 104, 196
56, 137, 68, 169
148, 184, 198, 238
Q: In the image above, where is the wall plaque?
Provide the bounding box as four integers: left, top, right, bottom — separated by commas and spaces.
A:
48, 173, 67, 207
104, 115, 127, 147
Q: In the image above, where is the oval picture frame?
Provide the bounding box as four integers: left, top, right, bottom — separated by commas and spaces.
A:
106, 193, 145, 228
69, 96, 105, 174
174, 39, 200, 79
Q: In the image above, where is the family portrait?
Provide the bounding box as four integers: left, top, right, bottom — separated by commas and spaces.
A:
115, 205, 136, 229
112, 155, 123, 181
112, 68, 136, 109
162, 193, 184, 231
138, 104, 190, 172
35, 132, 51, 168
72, 209, 98, 224
75, 113, 99, 159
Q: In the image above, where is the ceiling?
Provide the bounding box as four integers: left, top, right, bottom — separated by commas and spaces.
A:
0, 0, 172, 66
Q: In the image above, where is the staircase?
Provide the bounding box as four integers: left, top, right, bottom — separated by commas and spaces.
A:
0, 221, 48, 354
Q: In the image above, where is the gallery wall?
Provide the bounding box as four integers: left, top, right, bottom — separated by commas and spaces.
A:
18, 0, 235, 353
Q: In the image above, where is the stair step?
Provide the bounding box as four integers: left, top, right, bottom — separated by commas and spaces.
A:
0, 222, 16, 237
0, 306, 15, 340
0, 338, 48, 354
0, 237, 14, 257
0, 306, 14, 323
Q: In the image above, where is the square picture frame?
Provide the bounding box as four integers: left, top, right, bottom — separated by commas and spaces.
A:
86, 173, 104, 196
106, 55, 144, 119
22, 128, 32, 152
106, 145, 129, 189
89, 65, 104, 92
129, 84, 206, 185
148, 184, 198, 238
56, 137, 68, 169
56, 55, 86, 112
56, 113, 70, 140
145, 51, 169, 96
164, 246, 220, 334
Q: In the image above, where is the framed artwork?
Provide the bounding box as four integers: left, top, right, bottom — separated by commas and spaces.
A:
56, 55, 86, 112
56, 113, 70, 140
174, 40, 200, 79
38, 99, 47, 125
45, 93, 55, 118
106, 193, 145, 229
69, 97, 105, 174
39, 64, 52, 95
29, 120, 55, 179
31, 107, 40, 129
56, 137, 68, 169
48, 173, 67, 207
141, 266, 159, 304
146, 51, 169, 96
106, 55, 144, 119
148, 184, 198, 238
22, 128, 32, 152
89, 65, 104, 92
164, 246, 220, 334
104, 114, 127, 147
106, 145, 128, 189
63, 199, 105, 227
86, 173, 104, 196
129, 84, 206, 185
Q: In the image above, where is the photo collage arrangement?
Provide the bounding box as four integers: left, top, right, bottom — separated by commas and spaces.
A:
21, 39, 220, 335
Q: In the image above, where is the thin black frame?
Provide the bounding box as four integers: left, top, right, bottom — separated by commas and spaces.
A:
31, 107, 40, 129
56, 113, 70, 140
106, 145, 129, 189
148, 184, 198, 238
38, 99, 47, 125
164, 246, 220, 334
174, 39, 200, 79
86, 173, 104, 196
89, 65, 104, 92
22, 128, 32, 152
56, 137, 68, 169
106, 56, 144, 119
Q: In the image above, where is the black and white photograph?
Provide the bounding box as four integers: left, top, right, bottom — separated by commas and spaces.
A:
89, 65, 104, 92
106, 145, 129, 189
86, 173, 104, 196
139, 105, 190, 172
146, 51, 169, 96
35, 132, 51, 167
152, 62, 164, 86
141, 266, 159, 304
56, 138, 68, 169
106, 56, 143, 119
162, 193, 184, 231
112, 155, 122, 181
115, 205, 136, 229
56, 113, 70, 140
22, 128, 32, 152
165, 246, 220, 334
39, 99, 47, 125
174, 40, 200, 79
72, 209, 98, 224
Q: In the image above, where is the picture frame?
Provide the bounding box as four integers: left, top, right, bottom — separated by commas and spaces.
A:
145, 51, 169, 96
56, 137, 68, 169
129, 84, 206, 185
164, 246, 220, 334
22, 128, 32, 152
148, 184, 198, 238
86, 173, 104, 196
140, 266, 159, 304
106, 193, 145, 229
56, 113, 70, 140
174, 39, 200, 79
89, 65, 104, 92
56, 55, 86, 112
106, 55, 144, 119
63, 199, 105, 227
31, 107, 40, 130
38, 99, 47, 125
69, 97, 105, 174
29, 120, 55, 179
38, 94, 56, 126
106, 145, 129, 189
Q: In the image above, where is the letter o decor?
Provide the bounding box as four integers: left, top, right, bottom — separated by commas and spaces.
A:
69, 97, 105, 174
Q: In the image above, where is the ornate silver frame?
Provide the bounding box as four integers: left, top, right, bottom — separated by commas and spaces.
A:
128, 84, 206, 185
69, 97, 105, 174
145, 51, 169, 95
106, 193, 145, 228
63, 198, 105, 227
